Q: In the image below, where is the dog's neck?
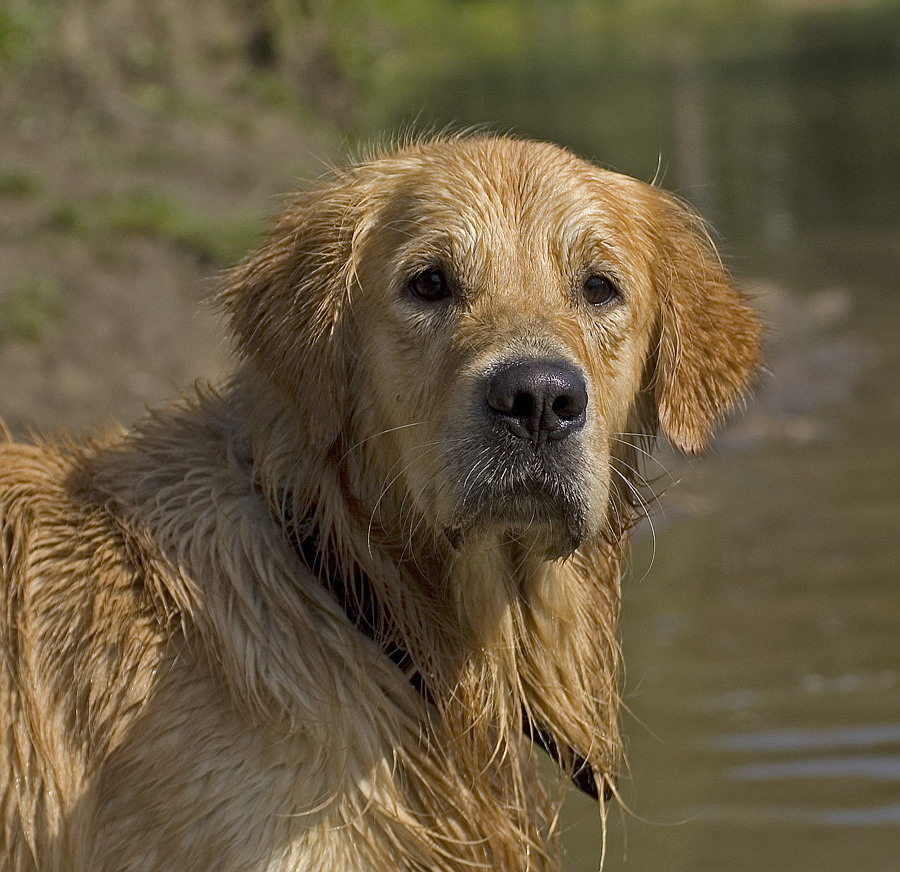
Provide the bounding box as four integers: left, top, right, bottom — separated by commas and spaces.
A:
227, 367, 621, 800
281, 508, 604, 799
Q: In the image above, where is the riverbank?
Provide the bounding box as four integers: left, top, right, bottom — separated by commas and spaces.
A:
0, 0, 343, 434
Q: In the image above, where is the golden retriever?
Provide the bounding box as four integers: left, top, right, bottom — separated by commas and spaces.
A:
0, 135, 760, 871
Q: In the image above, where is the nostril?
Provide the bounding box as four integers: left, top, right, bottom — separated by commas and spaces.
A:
486, 384, 533, 418
486, 371, 533, 417
552, 392, 583, 420
509, 391, 535, 419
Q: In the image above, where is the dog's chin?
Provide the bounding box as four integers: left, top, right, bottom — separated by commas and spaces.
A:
443, 494, 587, 561
438, 438, 598, 560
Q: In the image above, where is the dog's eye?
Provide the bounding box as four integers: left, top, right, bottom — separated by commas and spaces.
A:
408, 268, 451, 303
583, 274, 620, 307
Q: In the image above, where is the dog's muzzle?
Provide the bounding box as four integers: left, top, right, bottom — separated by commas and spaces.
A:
442, 357, 592, 556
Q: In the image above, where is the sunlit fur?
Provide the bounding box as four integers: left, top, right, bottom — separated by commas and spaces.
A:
0, 136, 760, 871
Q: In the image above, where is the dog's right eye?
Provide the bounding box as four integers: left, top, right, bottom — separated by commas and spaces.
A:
408, 268, 451, 303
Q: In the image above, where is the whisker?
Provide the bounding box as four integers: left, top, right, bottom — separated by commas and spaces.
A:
338, 421, 427, 465
366, 442, 441, 556
610, 464, 659, 582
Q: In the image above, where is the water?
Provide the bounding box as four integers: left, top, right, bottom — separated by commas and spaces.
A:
375, 8, 900, 869
588, 233, 900, 870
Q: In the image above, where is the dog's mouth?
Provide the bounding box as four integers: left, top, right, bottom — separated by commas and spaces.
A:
443, 450, 590, 558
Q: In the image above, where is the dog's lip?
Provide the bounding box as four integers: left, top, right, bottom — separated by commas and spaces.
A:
464, 462, 582, 511
443, 480, 587, 558
442, 519, 582, 560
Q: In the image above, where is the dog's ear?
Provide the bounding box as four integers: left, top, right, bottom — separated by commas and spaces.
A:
219, 181, 359, 452
648, 192, 762, 454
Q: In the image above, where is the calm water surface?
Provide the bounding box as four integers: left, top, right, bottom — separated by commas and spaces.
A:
577, 232, 900, 871
566, 233, 900, 870
379, 9, 900, 869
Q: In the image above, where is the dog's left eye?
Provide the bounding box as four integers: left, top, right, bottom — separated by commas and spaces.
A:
408, 268, 451, 303
583, 274, 620, 307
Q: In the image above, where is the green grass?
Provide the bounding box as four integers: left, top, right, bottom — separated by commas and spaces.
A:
46, 190, 262, 266
0, 167, 44, 197
46, 202, 84, 234
237, 69, 297, 110
0, 276, 65, 342
0, 5, 49, 67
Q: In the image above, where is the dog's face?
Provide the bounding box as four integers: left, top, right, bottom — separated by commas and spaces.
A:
349, 142, 662, 558
225, 137, 760, 557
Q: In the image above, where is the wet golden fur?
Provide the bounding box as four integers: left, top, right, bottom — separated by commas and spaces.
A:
0, 136, 760, 871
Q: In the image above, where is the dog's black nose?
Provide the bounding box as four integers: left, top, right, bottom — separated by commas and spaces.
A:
486, 359, 588, 443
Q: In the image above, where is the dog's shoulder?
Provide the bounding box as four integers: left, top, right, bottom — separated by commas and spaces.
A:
0, 436, 99, 575
0, 436, 73, 498
0, 430, 161, 643
0, 431, 127, 563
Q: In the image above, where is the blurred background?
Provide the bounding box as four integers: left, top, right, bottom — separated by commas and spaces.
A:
1, 0, 899, 868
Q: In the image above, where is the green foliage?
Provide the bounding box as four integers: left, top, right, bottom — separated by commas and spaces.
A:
0, 167, 43, 197
0, 276, 65, 343
0, 3, 53, 68
46, 203, 84, 234
45, 190, 262, 267
99, 190, 262, 265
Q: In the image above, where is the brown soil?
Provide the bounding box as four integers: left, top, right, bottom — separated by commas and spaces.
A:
0, 0, 338, 437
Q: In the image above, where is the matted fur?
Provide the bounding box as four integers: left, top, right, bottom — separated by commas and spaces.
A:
0, 136, 760, 871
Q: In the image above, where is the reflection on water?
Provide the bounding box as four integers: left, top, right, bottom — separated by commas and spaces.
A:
730, 756, 900, 782
710, 725, 900, 754
694, 803, 900, 828
597, 280, 900, 867
376, 7, 900, 870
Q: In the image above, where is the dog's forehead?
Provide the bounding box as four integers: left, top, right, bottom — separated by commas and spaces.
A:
359, 139, 647, 271
385, 141, 604, 227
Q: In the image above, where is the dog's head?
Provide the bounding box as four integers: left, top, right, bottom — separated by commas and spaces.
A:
223, 136, 760, 558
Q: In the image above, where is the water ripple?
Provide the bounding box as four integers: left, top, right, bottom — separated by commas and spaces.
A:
731, 754, 900, 781
707, 723, 900, 753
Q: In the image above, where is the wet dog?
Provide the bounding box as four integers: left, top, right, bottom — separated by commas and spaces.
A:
0, 136, 760, 871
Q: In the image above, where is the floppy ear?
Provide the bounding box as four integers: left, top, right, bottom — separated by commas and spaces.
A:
218, 182, 359, 453
650, 193, 762, 454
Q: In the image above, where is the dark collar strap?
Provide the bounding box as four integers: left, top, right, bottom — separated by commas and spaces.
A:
284, 513, 604, 802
